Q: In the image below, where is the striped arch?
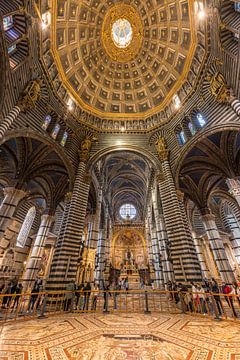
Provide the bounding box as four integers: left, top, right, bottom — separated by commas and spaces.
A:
0, 128, 75, 189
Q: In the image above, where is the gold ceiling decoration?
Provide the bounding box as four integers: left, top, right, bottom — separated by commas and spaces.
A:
101, 4, 143, 63
43, 0, 207, 128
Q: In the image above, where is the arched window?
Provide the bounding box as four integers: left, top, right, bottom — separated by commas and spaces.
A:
234, 2, 240, 13
178, 130, 187, 145
16, 206, 36, 248
188, 122, 196, 135
60, 131, 68, 146
196, 113, 206, 127
42, 115, 52, 130
3, 16, 14, 31
51, 123, 60, 139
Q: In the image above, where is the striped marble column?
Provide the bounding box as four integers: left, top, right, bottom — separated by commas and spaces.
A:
0, 80, 42, 141
158, 214, 175, 284
54, 192, 72, 252
157, 160, 202, 283
145, 218, 153, 266
105, 215, 111, 263
226, 179, 240, 208
150, 223, 164, 288
0, 187, 26, 254
152, 186, 174, 285
47, 160, 90, 290
95, 226, 106, 287
22, 213, 54, 290
86, 219, 93, 248
0, 106, 21, 140
89, 188, 103, 249
192, 231, 209, 278
231, 98, 240, 117
202, 213, 235, 283
226, 214, 240, 265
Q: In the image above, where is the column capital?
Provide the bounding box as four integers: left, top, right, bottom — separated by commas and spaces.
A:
3, 187, 26, 200
64, 192, 72, 203
201, 212, 216, 222
40, 214, 55, 223
79, 136, 98, 163
83, 172, 92, 185
17, 79, 42, 112
156, 172, 164, 182
176, 189, 185, 202
155, 137, 169, 162
206, 71, 232, 104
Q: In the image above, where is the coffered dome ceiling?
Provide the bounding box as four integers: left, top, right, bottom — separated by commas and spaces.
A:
42, 0, 207, 130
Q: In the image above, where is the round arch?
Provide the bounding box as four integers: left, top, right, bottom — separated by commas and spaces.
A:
87, 145, 161, 172
0, 128, 75, 189
175, 125, 240, 184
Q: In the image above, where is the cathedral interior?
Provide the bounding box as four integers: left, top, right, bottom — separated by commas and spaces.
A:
0, 0, 240, 359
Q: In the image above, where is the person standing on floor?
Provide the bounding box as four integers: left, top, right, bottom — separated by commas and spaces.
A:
64, 280, 75, 312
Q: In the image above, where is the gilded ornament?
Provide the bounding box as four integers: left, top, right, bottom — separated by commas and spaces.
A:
101, 4, 143, 63
18, 79, 42, 111
79, 136, 98, 163
206, 71, 231, 103
155, 137, 169, 162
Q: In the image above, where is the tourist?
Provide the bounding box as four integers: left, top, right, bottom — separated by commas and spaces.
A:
75, 283, 84, 310
103, 283, 111, 311
166, 280, 173, 300
82, 282, 91, 311
222, 282, 237, 318
123, 277, 129, 292
28, 282, 41, 312
113, 280, 120, 310
196, 283, 207, 314
1, 282, 12, 309
233, 282, 240, 306
140, 279, 145, 289
210, 280, 223, 316
178, 283, 191, 312
172, 282, 179, 304
64, 280, 75, 312
12, 283, 23, 310
91, 283, 99, 311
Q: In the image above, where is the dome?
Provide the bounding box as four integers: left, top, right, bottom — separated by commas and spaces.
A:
43, 0, 207, 128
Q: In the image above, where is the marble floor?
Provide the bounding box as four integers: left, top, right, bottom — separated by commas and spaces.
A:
0, 313, 240, 359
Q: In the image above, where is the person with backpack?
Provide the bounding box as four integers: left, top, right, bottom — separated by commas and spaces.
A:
222, 283, 237, 318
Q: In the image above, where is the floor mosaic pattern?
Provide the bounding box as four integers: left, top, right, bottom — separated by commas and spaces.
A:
0, 313, 240, 359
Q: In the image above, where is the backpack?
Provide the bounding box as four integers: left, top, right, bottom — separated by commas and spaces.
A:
223, 285, 231, 294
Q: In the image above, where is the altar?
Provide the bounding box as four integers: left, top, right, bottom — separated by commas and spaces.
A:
111, 229, 149, 288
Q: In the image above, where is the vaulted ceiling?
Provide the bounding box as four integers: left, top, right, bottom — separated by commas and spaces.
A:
41, 0, 208, 130
0, 137, 70, 210
101, 151, 152, 221
178, 131, 240, 209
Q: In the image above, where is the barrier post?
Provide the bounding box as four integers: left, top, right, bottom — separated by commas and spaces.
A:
144, 290, 151, 314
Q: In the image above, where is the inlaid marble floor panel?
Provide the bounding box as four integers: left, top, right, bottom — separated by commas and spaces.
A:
0, 313, 240, 359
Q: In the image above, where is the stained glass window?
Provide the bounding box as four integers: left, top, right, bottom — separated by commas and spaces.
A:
16, 207, 36, 248
60, 131, 68, 146
234, 2, 240, 12
188, 122, 196, 135
3, 16, 14, 31
7, 44, 16, 54
119, 204, 136, 220
42, 115, 52, 130
197, 113, 206, 127
51, 123, 60, 139
179, 130, 186, 144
